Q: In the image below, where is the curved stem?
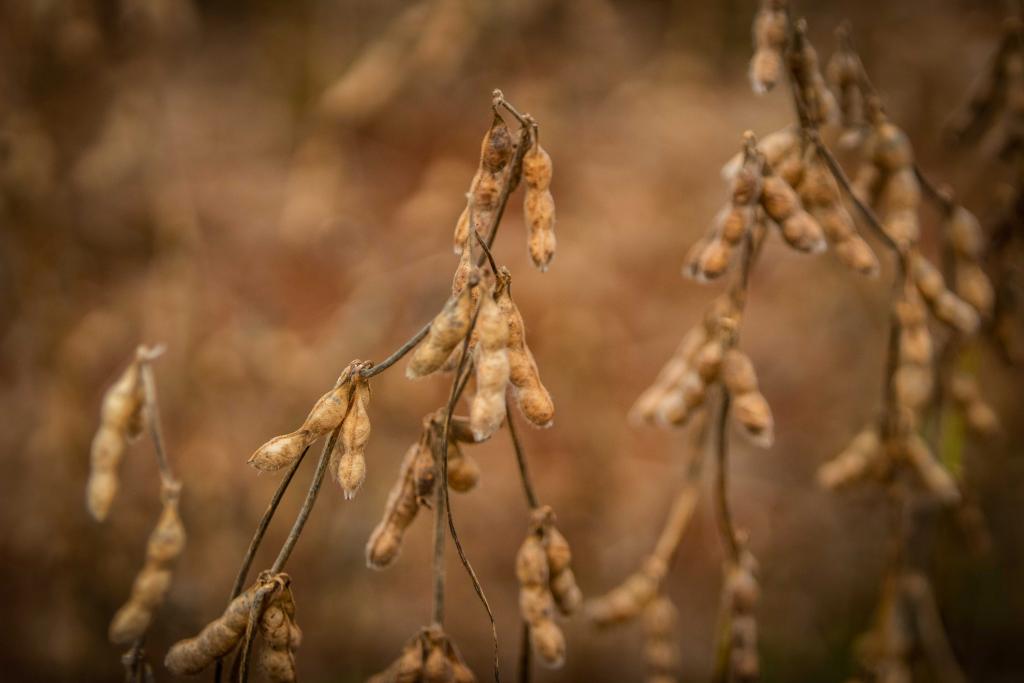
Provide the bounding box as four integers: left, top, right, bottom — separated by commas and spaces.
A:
361, 322, 432, 379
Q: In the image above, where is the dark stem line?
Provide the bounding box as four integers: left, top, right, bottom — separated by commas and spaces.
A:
713, 392, 740, 563
505, 403, 539, 509
431, 429, 449, 625
436, 317, 500, 681
138, 353, 176, 487
213, 446, 308, 683
516, 621, 532, 683
474, 229, 500, 276
361, 322, 432, 379
270, 427, 340, 573
913, 164, 955, 215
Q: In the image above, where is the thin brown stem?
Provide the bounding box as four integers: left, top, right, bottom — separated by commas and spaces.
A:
474, 228, 500, 276
505, 403, 539, 510
270, 427, 340, 573
516, 621, 532, 683
713, 392, 740, 564
431, 433, 448, 625
361, 322, 432, 379
137, 347, 176, 489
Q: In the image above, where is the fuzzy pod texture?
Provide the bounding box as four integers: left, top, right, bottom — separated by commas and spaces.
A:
630, 326, 708, 425
109, 494, 186, 644
256, 579, 301, 683
453, 113, 513, 255
335, 379, 371, 499
532, 505, 583, 616
165, 583, 260, 675
788, 24, 838, 127
87, 357, 145, 521
408, 283, 476, 379
366, 442, 423, 569
367, 631, 424, 683
723, 349, 775, 447
523, 136, 556, 271
469, 287, 510, 441
748, 0, 787, 94
249, 369, 354, 471
827, 35, 865, 133
496, 272, 554, 427
759, 173, 826, 253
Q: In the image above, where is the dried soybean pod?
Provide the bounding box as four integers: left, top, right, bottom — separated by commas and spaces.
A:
413, 435, 438, 502
818, 427, 882, 490
249, 368, 354, 471
516, 528, 566, 669
631, 326, 708, 424
366, 443, 422, 569
87, 355, 144, 521
256, 578, 300, 683
448, 415, 479, 443
523, 128, 556, 271
422, 625, 454, 683
337, 378, 371, 499
165, 583, 259, 675
407, 280, 476, 379
109, 491, 186, 644
722, 349, 758, 395
585, 557, 665, 627
446, 439, 480, 493
469, 286, 510, 441
496, 270, 554, 427
749, 0, 788, 94
369, 633, 424, 683
642, 596, 681, 682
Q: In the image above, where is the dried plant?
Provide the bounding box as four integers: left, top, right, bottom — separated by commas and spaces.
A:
589, 2, 1002, 682
87, 345, 185, 681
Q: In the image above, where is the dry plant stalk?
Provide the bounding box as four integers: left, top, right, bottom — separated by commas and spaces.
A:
87, 345, 185, 679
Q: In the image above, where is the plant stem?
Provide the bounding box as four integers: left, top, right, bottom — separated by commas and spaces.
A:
505, 404, 539, 510
361, 322, 432, 379
431, 431, 448, 625
271, 426, 340, 573
713, 392, 741, 564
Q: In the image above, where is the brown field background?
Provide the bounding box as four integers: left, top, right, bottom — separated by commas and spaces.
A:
1, 0, 1022, 681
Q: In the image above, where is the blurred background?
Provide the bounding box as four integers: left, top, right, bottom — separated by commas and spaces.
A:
1, 0, 1022, 681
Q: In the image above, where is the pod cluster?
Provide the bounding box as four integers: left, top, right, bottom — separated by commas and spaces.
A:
631, 295, 774, 447
367, 625, 475, 683
515, 506, 581, 669
165, 572, 298, 678
108, 486, 186, 644
248, 361, 372, 495
87, 353, 146, 521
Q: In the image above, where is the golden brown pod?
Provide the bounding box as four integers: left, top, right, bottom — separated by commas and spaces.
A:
748, 0, 788, 94
817, 427, 882, 490
255, 578, 301, 683
87, 356, 145, 521
109, 493, 186, 644
469, 288, 510, 441
496, 273, 555, 427
902, 434, 960, 504
585, 557, 666, 627
366, 443, 422, 569
446, 440, 480, 493
249, 368, 354, 471
336, 379, 371, 499
407, 281, 476, 379
165, 583, 259, 675
523, 135, 556, 271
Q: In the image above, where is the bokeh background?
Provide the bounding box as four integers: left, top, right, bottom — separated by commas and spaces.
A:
1, 0, 1022, 681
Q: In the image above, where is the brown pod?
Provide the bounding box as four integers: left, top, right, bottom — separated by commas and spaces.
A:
530, 618, 566, 669
818, 427, 882, 490
525, 188, 556, 272
165, 583, 260, 675
445, 640, 477, 683
522, 141, 553, 191
413, 438, 438, 502
109, 494, 186, 644
902, 434, 960, 504
366, 443, 422, 569
255, 579, 300, 683
408, 284, 476, 379
759, 175, 800, 222
732, 391, 775, 448
955, 261, 994, 317
585, 557, 664, 627
496, 274, 555, 427
469, 288, 511, 441
337, 379, 371, 499
630, 327, 707, 425
87, 357, 144, 521
722, 349, 759, 395
871, 121, 914, 171
446, 440, 480, 493
452, 205, 470, 256
948, 206, 984, 258
249, 370, 354, 471
748, 1, 787, 94
780, 211, 827, 253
